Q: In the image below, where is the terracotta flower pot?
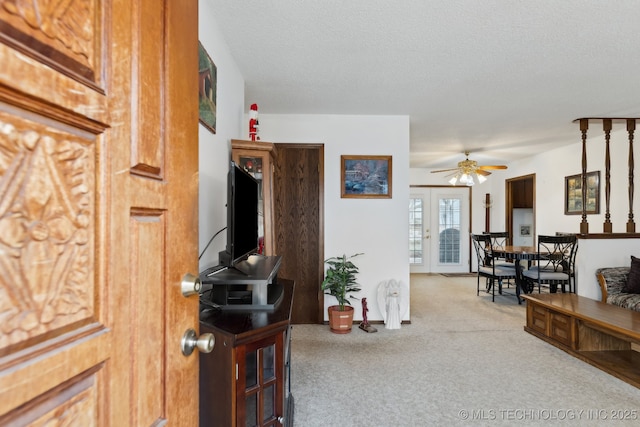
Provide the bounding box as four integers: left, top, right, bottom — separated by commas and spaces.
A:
328, 305, 354, 334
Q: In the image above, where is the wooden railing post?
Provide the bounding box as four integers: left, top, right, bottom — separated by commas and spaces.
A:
484, 193, 491, 233
603, 119, 613, 232
574, 117, 640, 235
580, 118, 589, 234
628, 119, 636, 233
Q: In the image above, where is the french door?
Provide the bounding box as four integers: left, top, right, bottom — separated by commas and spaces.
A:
410, 187, 470, 273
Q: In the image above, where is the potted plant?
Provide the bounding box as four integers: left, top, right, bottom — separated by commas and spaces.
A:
321, 253, 363, 334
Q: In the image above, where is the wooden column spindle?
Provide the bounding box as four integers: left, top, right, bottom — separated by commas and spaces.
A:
627, 119, 636, 232
603, 119, 612, 233
484, 193, 491, 233
580, 118, 589, 234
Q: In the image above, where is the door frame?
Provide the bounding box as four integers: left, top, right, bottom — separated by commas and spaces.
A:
410, 185, 473, 273
505, 174, 536, 246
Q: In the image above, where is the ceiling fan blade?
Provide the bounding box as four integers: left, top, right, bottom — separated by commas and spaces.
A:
478, 165, 507, 170
430, 168, 458, 173
476, 169, 492, 176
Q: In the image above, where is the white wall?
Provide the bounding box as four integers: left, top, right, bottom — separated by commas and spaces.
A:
257, 114, 411, 322
506, 128, 640, 297
198, 1, 245, 271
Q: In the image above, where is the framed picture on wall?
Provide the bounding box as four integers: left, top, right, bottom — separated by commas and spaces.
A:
564, 171, 600, 215
341, 155, 392, 198
520, 224, 531, 237
198, 41, 217, 134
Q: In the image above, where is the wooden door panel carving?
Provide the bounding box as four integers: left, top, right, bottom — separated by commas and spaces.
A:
0, 0, 199, 424
7, 368, 98, 426
0, 110, 100, 351
0, 0, 101, 85
0, 99, 109, 420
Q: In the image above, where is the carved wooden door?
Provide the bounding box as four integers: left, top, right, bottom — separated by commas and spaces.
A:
0, 1, 200, 425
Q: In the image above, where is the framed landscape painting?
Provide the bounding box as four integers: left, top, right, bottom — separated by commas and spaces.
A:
341, 155, 392, 199
565, 171, 600, 215
198, 41, 217, 133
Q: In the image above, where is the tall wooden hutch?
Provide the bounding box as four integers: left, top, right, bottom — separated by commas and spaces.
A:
231, 139, 277, 256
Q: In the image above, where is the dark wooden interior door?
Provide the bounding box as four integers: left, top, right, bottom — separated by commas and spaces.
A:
274, 144, 324, 324
0, 1, 199, 424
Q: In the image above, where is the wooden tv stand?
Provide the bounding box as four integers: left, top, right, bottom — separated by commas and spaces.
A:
199, 279, 294, 427
523, 293, 640, 389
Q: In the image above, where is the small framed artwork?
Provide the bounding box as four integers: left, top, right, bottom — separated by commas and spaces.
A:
520, 224, 531, 237
198, 41, 217, 134
341, 155, 392, 199
565, 171, 600, 215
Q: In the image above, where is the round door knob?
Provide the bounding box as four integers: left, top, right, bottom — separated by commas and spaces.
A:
181, 273, 201, 297
181, 328, 215, 356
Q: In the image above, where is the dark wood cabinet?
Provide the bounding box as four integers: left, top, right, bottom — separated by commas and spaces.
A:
199, 280, 294, 427
511, 177, 534, 208
232, 139, 276, 256
524, 293, 640, 389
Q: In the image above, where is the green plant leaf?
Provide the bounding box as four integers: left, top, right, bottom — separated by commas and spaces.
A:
321, 253, 363, 311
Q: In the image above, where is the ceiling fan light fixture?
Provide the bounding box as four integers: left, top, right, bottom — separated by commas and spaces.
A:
448, 170, 486, 186
432, 151, 506, 185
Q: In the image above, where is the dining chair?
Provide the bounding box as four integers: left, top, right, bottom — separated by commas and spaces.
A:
486, 231, 516, 268
555, 232, 579, 293
485, 231, 515, 289
472, 233, 517, 302
567, 239, 578, 293
522, 234, 577, 293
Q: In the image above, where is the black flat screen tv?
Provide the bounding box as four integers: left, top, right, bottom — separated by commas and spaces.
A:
220, 161, 259, 267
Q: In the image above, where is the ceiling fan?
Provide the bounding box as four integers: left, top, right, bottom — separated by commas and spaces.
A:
431, 151, 507, 186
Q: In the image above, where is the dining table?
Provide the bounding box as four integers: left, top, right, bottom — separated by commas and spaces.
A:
491, 246, 541, 303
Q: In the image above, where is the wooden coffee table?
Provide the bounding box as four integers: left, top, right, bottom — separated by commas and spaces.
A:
523, 293, 640, 389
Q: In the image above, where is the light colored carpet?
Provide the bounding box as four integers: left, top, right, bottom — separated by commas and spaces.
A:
290, 274, 640, 426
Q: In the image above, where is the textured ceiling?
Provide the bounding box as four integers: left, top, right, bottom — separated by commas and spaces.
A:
207, 0, 640, 168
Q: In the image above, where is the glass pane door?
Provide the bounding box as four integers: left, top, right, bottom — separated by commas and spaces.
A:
430, 189, 468, 273
409, 197, 423, 264
409, 187, 470, 273
438, 197, 461, 263
240, 334, 281, 427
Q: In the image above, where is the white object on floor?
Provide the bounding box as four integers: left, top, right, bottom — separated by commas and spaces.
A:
377, 279, 409, 329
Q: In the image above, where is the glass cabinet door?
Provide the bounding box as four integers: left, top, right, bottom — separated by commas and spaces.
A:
239, 333, 283, 427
